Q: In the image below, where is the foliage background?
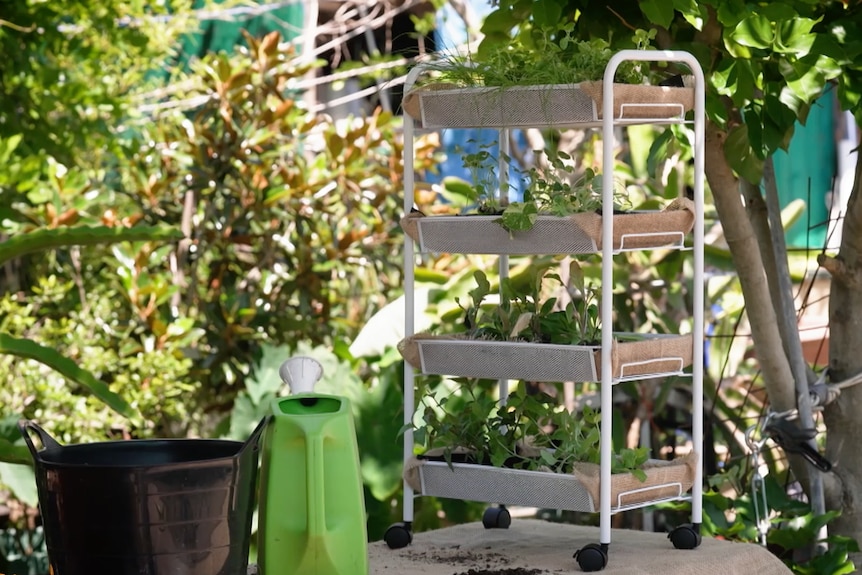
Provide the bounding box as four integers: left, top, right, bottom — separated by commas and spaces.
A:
1, 1, 859, 574
0, 0, 436, 554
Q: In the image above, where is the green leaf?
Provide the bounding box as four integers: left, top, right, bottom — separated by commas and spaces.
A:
646, 129, 674, 177
759, 3, 798, 22
807, 509, 843, 535
568, 260, 585, 295
532, 0, 563, 29
640, 0, 675, 29
227, 392, 270, 441
440, 176, 479, 203
763, 94, 798, 133
0, 134, 23, 164
481, 7, 518, 35
246, 344, 288, 405
355, 365, 406, 500
0, 415, 22, 443
712, 59, 756, 107
730, 15, 774, 50
0, 438, 33, 465
294, 341, 365, 406
823, 534, 861, 553
806, 557, 855, 575
743, 107, 764, 156
0, 462, 38, 506
498, 202, 538, 232
264, 185, 292, 205
673, 0, 706, 30
681, 10, 707, 31
724, 124, 764, 184
768, 523, 818, 550
781, 57, 828, 103
471, 270, 492, 303
0, 333, 137, 418
722, 34, 752, 60
706, 89, 732, 125
414, 267, 450, 284
774, 18, 818, 55
490, 450, 508, 467
629, 468, 647, 482
759, 101, 795, 154
778, 85, 807, 117
0, 225, 183, 267
715, 0, 747, 27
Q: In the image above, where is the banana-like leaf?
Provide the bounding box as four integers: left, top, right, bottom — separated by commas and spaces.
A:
0, 438, 34, 465
0, 333, 137, 418
0, 224, 183, 267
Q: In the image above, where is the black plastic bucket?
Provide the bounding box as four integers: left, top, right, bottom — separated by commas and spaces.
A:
19, 418, 268, 575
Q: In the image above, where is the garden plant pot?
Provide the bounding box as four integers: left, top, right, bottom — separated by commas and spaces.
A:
402, 81, 694, 129
258, 391, 367, 575
403, 452, 698, 513
19, 417, 268, 575
400, 197, 696, 255
398, 333, 694, 382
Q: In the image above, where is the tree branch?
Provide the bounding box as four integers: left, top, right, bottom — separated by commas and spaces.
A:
817, 254, 862, 288
0, 19, 36, 33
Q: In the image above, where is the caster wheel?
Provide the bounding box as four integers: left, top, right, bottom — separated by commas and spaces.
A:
574, 543, 608, 572
668, 523, 702, 550
384, 522, 413, 549
482, 506, 511, 529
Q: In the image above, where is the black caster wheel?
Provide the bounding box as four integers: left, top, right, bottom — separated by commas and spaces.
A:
668, 523, 702, 550
574, 543, 608, 572
482, 506, 511, 529
384, 522, 413, 549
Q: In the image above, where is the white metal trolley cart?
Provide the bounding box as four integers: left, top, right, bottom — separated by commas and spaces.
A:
385, 50, 705, 572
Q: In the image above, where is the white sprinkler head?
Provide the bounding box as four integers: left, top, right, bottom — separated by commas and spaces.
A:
279, 356, 324, 394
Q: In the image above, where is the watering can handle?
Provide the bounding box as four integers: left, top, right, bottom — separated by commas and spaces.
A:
18, 420, 63, 460
239, 415, 272, 454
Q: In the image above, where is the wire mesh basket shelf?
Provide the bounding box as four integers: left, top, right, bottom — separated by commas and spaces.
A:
404, 455, 698, 513
399, 333, 693, 383
402, 82, 694, 129
401, 199, 695, 255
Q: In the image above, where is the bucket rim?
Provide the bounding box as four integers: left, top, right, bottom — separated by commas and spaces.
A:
20, 417, 268, 468
33, 437, 249, 468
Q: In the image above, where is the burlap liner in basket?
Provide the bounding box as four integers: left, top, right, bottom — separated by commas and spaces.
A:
572, 451, 699, 508
402, 82, 693, 122
398, 332, 693, 380
397, 334, 455, 372
404, 449, 699, 509
403, 446, 472, 492
402, 82, 451, 120
579, 81, 694, 120
400, 197, 695, 252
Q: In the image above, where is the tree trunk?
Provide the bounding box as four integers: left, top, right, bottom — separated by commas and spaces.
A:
822, 148, 862, 558
702, 122, 827, 501
704, 123, 797, 413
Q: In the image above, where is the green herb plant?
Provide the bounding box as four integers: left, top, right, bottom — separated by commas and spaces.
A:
422, 30, 655, 89
415, 382, 649, 479
452, 143, 629, 233
456, 266, 601, 346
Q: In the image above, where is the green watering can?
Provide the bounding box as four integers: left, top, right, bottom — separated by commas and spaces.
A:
258, 356, 368, 575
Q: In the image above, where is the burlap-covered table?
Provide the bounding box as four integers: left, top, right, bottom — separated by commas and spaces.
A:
368, 519, 793, 575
